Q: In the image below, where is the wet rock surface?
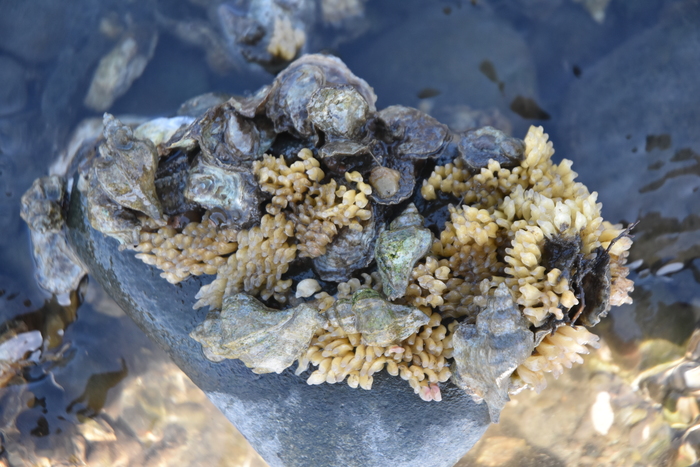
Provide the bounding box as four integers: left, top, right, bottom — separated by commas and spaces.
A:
66, 187, 491, 467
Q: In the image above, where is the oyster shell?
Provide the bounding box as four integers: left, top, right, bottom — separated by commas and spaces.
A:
190, 293, 325, 374
267, 63, 325, 138
327, 288, 429, 346
266, 54, 377, 138
133, 116, 195, 149
85, 168, 142, 247
20, 175, 65, 234
229, 85, 273, 119
184, 158, 266, 229
378, 105, 450, 160
375, 204, 433, 300
313, 212, 380, 282
370, 157, 416, 205
217, 0, 312, 70
93, 114, 164, 221
169, 102, 275, 164
457, 126, 525, 172
177, 92, 232, 118
307, 84, 369, 139
450, 283, 535, 423
84, 29, 158, 112
20, 176, 87, 296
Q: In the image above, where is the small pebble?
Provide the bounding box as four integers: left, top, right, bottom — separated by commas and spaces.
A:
656, 261, 684, 276
591, 391, 614, 435
296, 278, 321, 298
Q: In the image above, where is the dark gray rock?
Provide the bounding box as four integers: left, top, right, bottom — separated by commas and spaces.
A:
66, 186, 490, 467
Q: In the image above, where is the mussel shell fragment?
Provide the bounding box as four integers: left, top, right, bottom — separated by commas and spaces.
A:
450, 283, 535, 423
190, 293, 325, 374
154, 151, 200, 216
577, 246, 612, 327
457, 126, 525, 172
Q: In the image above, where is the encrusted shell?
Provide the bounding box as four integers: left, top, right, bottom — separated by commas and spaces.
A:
370, 157, 416, 205
312, 212, 380, 282
378, 105, 450, 160
190, 293, 325, 374
327, 288, 430, 346
169, 102, 274, 164
85, 168, 142, 246
375, 204, 433, 300
307, 84, 369, 139
457, 126, 525, 172
93, 113, 164, 221
184, 158, 265, 229
20, 176, 86, 296
450, 283, 535, 423
266, 54, 377, 138
20, 175, 66, 234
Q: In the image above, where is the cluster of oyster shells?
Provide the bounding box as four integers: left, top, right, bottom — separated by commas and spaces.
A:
21, 53, 632, 421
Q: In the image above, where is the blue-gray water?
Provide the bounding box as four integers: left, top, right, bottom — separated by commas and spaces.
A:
1, 0, 699, 465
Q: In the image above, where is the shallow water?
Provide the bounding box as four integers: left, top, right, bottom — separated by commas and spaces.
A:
1, 0, 700, 465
